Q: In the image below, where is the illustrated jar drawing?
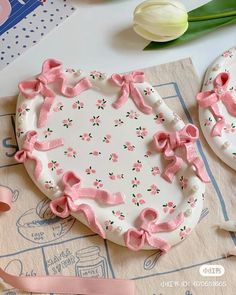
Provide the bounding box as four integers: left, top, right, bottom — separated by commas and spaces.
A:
75, 246, 108, 278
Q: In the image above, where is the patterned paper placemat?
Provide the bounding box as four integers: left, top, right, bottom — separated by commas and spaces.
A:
0, 58, 235, 295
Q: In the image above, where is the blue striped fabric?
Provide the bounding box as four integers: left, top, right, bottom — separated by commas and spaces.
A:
0, 0, 41, 36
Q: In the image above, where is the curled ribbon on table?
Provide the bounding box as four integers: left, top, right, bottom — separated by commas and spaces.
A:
0, 267, 135, 295
125, 208, 184, 252
197, 72, 236, 137
0, 186, 12, 212
14, 130, 64, 180
18, 59, 92, 128
153, 124, 210, 183
50, 171, 125, 238
111, 71, 153, 114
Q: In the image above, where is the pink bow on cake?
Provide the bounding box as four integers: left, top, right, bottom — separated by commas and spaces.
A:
111, 71, 153, 114
50, 171, 125, 238
153, 124, 210, 183
125, 208, 184, 252
197, 72, 236, 137
19, 59, 92, 128
15, 130, 64, 180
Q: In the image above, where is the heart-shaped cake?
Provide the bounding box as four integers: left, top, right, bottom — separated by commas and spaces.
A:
15, 59, 209, 251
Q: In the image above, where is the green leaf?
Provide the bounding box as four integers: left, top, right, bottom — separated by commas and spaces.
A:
144, 15, 236, 50
188, 0, 236, 21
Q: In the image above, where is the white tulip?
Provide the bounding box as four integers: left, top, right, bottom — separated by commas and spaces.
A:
133, 0, 188, 42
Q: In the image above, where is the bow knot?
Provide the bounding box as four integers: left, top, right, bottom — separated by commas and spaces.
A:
125, 208, 184, 252
197, 72, 236, 137
111, 71, 153, 114
153, 124, 210, 183
50, 171, 125, 238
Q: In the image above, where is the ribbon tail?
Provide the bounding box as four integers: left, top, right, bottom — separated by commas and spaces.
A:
0, 268, 135, 295
146, 234, 171, 253
221, 92, 236, 117
152, 212, 184, 233
162, 147, 183, 183
130, 84, 153, 114
76, 204, 105, 238
112, 84, 129, 109
35, 138, 64, 151
78, 188, 125, 205
210, 103, 225, 137
27, 154, 43, 180
184, 143, 210, 183
124, 229, 146, 251
38, 95, 55, 128
61, 77, 92, 97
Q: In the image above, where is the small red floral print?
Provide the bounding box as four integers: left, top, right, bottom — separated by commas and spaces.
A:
180, 176, 188, 190
112, 210, 125, 220
63, 118, 73, 128
109, 172, 116, 180
229, 86, 236, 92
72, 100, 84, 110
86, 166, 96, 175
123, 142, 135, 151
154, 113, 165, 124
44, 180, 54, 190
89, 150, 101, 156
17, 104, 30, 116
147, 184, 160, 195
144, 150, 152, 158
104, 220, 114, 231
136, 126, 148, 139
80, 133, 93, 141
64, 147, 77, 158
222, 50, 233, 58
224, 122, 236, 133
163, 202, 176, 214
204, 117, 212, 126
48, 160, 59, 171
53, 102, 64, 112
188, 196, 197, 208
144, 87, 154, 95
132, 160, 142, 172
179, 226, 191, 240
66, 68, 76, 73
103, 134, 111, 143
233, 152, 236, 160
117, 174, 124, 179
96, 99, 107, 110
151, 166, 160, 176
16, 127, 24, 138
132, 193, 145, 206
90, 115, 101, 126
109, 153, 118, 162
114, 119, 124, 127
126, 110, 139, 120
56, 169, 64, 176
43, 128, 53, 138
90, 71, 103, 79
132, 177, 140, 188
204, 77, 213, 86
93, 179, 103, 189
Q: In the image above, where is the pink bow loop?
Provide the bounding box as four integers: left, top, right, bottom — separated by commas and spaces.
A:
14, 130, 64, 180
125, 208, 184, 252
18, 59, 92, 128
197, 72, 236, 137
153, 124, 210, 183
111, 71, 153, 114
50, 171, 125, 238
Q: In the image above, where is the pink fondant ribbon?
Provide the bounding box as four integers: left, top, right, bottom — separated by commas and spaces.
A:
111, 71, 153, 114
0, 268, 135, 295
153, 124, 210, 183
125, 208, 184, 252
14, 130, 64, 180
0, 186, 12, 212
50, 171, 125, 238
19, 59, 92, 128
197, 72, 236, 137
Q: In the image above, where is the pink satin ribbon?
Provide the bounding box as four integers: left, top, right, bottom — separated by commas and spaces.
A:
50, 171, 125, 238
18, 59, 92, 128
0, 268, 135, 295
0, 186, 12, 212
153, 124, 210, 183
197, 72, 236, 137
111, 71, 153, 114
14, 130, 64, 180
125, 208, 184, 252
